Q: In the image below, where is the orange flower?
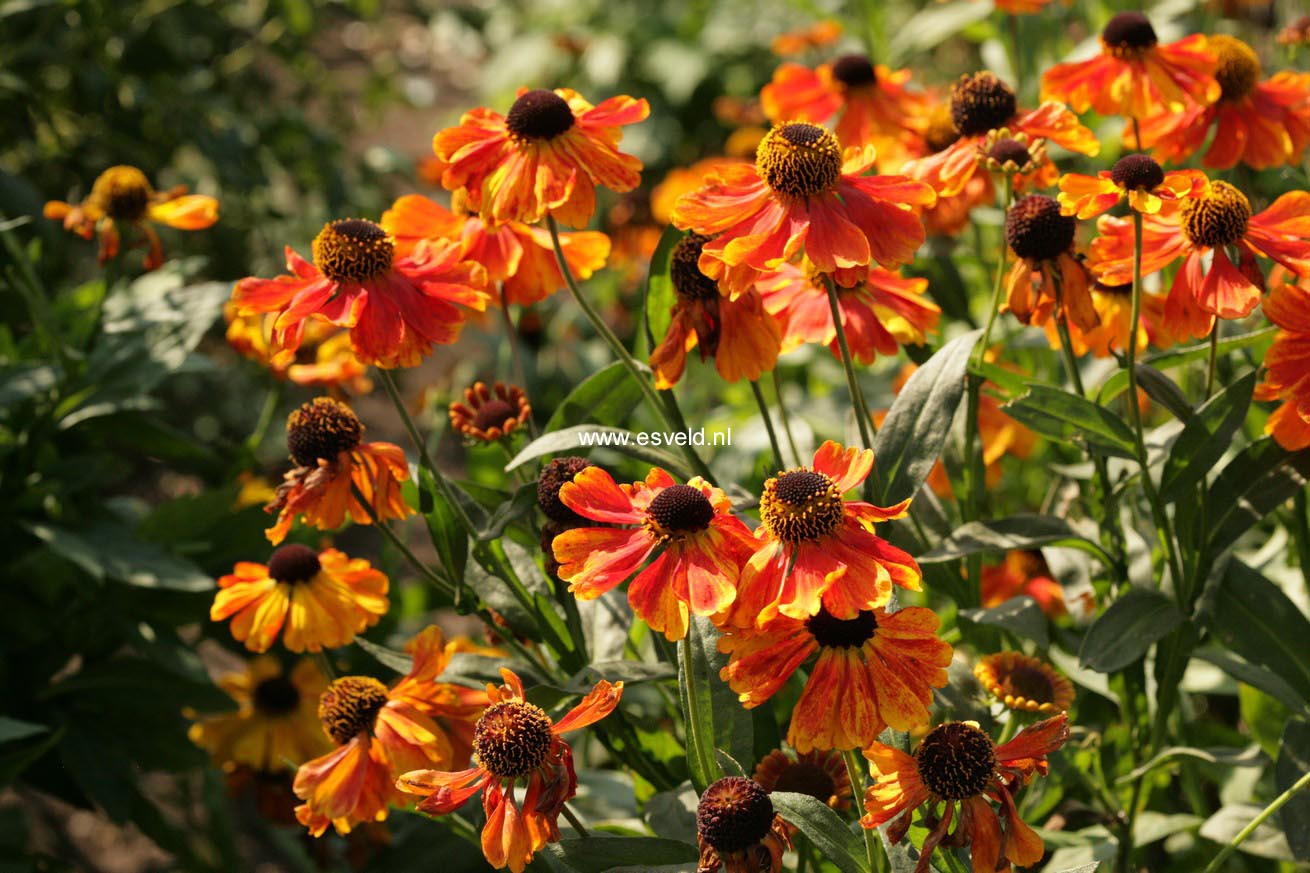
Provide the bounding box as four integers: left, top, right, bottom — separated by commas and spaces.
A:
753, 748, 852, 812
1140, 36, 1310, 170
975, 129, 1055, 192
1040, 12, 1219, 123
264, 398, 414, 545
551, 467, 757, 641
730, 441, 921, 628
223, 303, 372, 394
861, 715, 1070, 873
903, 72, 1099, 199
672, 122, 936, 297
380, 193, 610, 307
1003, 195, 1097, 331
1044, 277, 1171, 359
1255, 279, 1310, 450
211, 544, 389, 653
975, 652, 1075, 714
651, 158, 749, 226
432, 88, 649, 228
294, 627, 486, 836
719, 605, 951, 752
397, 668, 622, 873
770, 20, 843, 56
696, 776, 791, 873
760, 54, 930, 164
993, 0, 1058, 12
910, 101, 996, 237
1058, 155, 1206, 220
650, 232, 781, 388
44, 165, 218, 270
1091, 181, 1310, 339
979, 551, 1067, 617
449, 381, 532, 443
758, 260, 939, 365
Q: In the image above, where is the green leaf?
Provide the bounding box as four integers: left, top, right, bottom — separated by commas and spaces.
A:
1276, 718, 1310, 861
566, 661, 675, 693
1200, 805, 1294, 860
1207, 439, 1310, 554
1194, 648, 1308, 714
873, 329, 980, 504
505, 425, 692, 478
918, 515, 1111, 567
1078, 588, 1183, 673
1116, 745, 1265, 784
418, 470, 467, 583
642, 226, 683, 355
678, 616, 747, 791
0, 717, 47, 745
478, 482, 537, 541
1160, 371, 1254, 502
545, 362, 644, 432
1003, 384, 1137, 458
770, 792, 870, 873
889, 0, 995, 64
1098, 327, 1276, 404
22, 521, 212, 591
1133, 365, 1193, 423
542, 836, 697, 872
960, 596, 1048, 648
355, 636, 413, 674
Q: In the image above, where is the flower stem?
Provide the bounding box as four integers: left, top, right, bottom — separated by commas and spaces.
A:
843, 749, 886, 873
1200, 768, 1310, 873
561, 803, 590, 838
822, 275, 877, 455
772, 369, 801, 467
1204, 327, 1220, 401
496, 282, 538, 438
750, 379, 784, 472
244, 382, 284, 455
350, 482, 455, 597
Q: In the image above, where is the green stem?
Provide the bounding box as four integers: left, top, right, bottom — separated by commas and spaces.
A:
497, 282, 538, 439
679, 636, 718, 788
350, 483, 456, 598
843, 749, 886, 873
1200, 768, 1310, 873
244, 382, 284, 455
561, 803, 590, 838
546, 216, 713, 482
772, 369, 801, 467
822, 275, 876, 453
750, 380, 784, 472
1204, 326, 1219, 401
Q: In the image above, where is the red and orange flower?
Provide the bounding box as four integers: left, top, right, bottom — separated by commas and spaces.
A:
449, 381, 532, 443
224, 303, 371, 395
1045, 277, 1171, 359
551, 467, 757, 641
861, 715, 1070, 873
1255, 278, 1310, 450
433, 88, 649, 228
1058, 154, 1206, 220
232, 218, 489, 369
1003, 194, 1097, 331
979, 550, 1068, 617
397, 668, 622, 873
719, 605, 951, 752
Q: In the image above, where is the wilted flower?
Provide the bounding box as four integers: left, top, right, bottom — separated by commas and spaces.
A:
449, 381, 532, 443
696, 776, 790, 873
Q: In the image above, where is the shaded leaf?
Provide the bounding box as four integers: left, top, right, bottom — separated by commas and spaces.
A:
1117, 745, 1265, 783
919, 515, 1111, 567
642, 226, 683, 355
0, 717, 47, 745
1134, 365, 1193, 423
1004, 385, 1137, 458
23, 521, 211, 591
542, 836, 698, 872
771, 792, 870, 873
506, 425, 691, 478
1160, 371, 1254, 502
1277, 719, 1310, 861
418, 469, 467, 583
1079, 588, 1182, 673
545, 362, 644, 432
1200, 805, 1293, 860
1208, 439, 1310, 554
960, 596, 1049, 648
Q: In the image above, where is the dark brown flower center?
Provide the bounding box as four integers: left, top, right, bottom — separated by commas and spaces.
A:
1210, 35, 1261, 102
772, 760, 837, 802
311, 219, 395, 283
473, 700, 554, 778
286, 397, 364, 467
831, 54, 877, 88
1101, 11, 1158, 57
506, 89, 575, 140
1002, 664, 1057, 703
89, 165, 153, 222
950, 72, 1017, 138
646, 484, 716, 534
760, 468, 845, 544
1181, 180, 1251, 248
266, 544, 322, 584
987, 138, 1032, 167
537, 456, 593, 523
319, 676, 389, 745
1109, 154, 1165, 191
697, 776, 774, 854
671, 233, 722, 302
806, 607, 878, 648
755, 122, 843, 199
915, 722, 997, 801
1005, 194, 1076, 262
472, 399, 518, 433
253, 674, 302, 716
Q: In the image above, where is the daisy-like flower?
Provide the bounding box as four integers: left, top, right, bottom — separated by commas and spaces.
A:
975, 652, 1075, 714
760, 54, 930, 164
719, 605, 952, 752
651, 158, 750, 226
976, 129, 1051, 189
187, 657, 330, 772
380, 193, 610, 307
1045, 276, 1171, 358
211, 544, 389, 653
730, 441, 921, 628
264, 398, 414, 545
449, 381, 532, 443
1040, 12, 1219, 126
1255, 278, 1310, 450
223, 303, 372, 395
1058, 154, 1206, 220
861, 714, 1071, 873
432, 88, 649, 228
1141, 35, 1310, 170
551, 467, 757, 641
232, 218, 489, 369
294, 627, 486, 837
650, 232, 781, 389
397, 668, 622, 873
753, 748, 852, 813
913, 102, 995, 238
671, 121, 936, 298
44, 165, 218, 270
903, 72, 1099, 199
696, 776, 791, 873
1003, 195, 1097, 331
758, 259, 939, 365
1091, 181, 1310, 339
979, 551, 1068, 617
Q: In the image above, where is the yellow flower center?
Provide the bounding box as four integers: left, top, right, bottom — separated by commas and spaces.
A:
1210, 35, 1261, 102
755, 122, 843, 200
759, 468, 844, 544
318, 676, 389, 745
697, 776, 775, 853
286, 397, 364, 467
915, 722, 997, 801
924, 104, 961, 154
253, 674, 302, 717
645, 484, 716, 539
949, 72, 1016, 138
830, 53, 877, 89
670, 233, 722, 302
473, 700, 554, 778
1100, 11, 1158, 60
266, 543, 322, 584
505, 89, 576, 141
1181, 180, 1251, 248
88, 165, 153, 222
311, 219, 395, 283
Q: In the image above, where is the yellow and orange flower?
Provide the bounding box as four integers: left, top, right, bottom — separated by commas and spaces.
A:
992, 0, 1058, 13
232, 218, 488, 369
1058, 155, 1206, 220
1091, 181, 1310, 339
770, 20, 843, 56
1044, 276, 1171, 359
672, 122, 935, 297
719, 605, 951, 752
188, 657, 331, 772
552, 467, 757, 641
911, 102, 995, 237
1003, 194, 1097, 331
1040, 12, 1219, 126
264, 398, 414, 545
696, 776, 791, 873
753, 748, 852, 812
651, 158, 750, 227
380, 193, 610, 307
730, 441, 922, 628
44, 164, 218, 270
1255, 278, 1310, 450
449, 381, 532, 443
979, 550, 1068, 617
760, 54, 929, 165
1140, 36, 1310, 170
224, 303, 372, 395
861, 715, 1070, 873
975, 652, 1075, 714
397, 668, 622, 873
650, 232, 781, 389
758, 260, 939, 365
433, 88, 649, 228
904, 72, 1099, 200
294, 627, 487, 836
211, 544, 389, 653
